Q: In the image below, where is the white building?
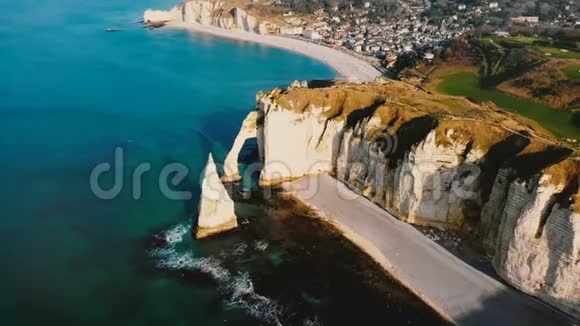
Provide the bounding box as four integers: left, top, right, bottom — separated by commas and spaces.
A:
491, 31, 509, 37
280, 26, 304, 35
303, 30, 322, 40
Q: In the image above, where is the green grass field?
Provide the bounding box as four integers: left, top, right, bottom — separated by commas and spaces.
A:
504, 35, 539, 44
561, 64, 580, 80
435, 72, 579, 140
531, 46, 580, 59
504, 35, 540, 45
492, 35, 580, 59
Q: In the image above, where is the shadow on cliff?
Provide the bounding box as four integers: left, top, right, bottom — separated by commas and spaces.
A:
333, 111, 440, 211
307, 80, 336, 89
330, 110, 575, 238
478, 133, 531, 204
384, 115, 439, 167
334, 108, 439, 183
482, 145, 573, 245
328, 99, 385, 175
504, 146, 573, 183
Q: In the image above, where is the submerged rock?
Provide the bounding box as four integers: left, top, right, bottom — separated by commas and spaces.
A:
196, 153, 238, 239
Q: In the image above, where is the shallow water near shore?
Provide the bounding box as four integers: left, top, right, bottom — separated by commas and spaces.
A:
1, 0, 442, 324
144, 195, 446, 325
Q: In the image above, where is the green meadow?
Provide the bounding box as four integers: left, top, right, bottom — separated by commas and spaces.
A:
435, 72, 579, 140
532, 47, 580, 59
493, 35, 580, 59
561, 64, 580, 81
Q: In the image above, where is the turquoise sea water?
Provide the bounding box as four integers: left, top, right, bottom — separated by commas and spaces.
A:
0, 1, 443, 325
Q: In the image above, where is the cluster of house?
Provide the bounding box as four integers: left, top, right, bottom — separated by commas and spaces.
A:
271, 0, 578, 63
276, 2, 472, 63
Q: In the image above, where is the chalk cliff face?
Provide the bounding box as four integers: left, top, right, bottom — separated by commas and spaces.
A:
232, 80, 579, 317
196, 153, 238, 239
484, 160, 579, 317
144, 0, 276, 34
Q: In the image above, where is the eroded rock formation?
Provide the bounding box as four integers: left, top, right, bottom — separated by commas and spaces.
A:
196, 153, 238, 239
144, 0, 276, 34
230, 79, 580, 317
223, 111, 258, 182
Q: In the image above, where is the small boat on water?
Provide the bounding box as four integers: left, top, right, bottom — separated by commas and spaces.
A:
105, 28, 122, 32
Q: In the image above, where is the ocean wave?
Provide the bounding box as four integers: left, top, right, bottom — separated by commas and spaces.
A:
253, 240, 269, 252
163, 224, 191, 245
303, 316, 323, 326
151, 249, 231, 282
151, 248, 283, 325
150, 223, 283, 325
220, 242, 249, 258
225, 272, 283, 326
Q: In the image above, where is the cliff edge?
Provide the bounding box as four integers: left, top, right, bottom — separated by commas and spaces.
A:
144, 0, 277, 34
228, 78, 579, 318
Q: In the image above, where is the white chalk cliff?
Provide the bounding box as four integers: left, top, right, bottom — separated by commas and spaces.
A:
228, 80, 580, 317
483, 161, 579, 316
144, 0, 276, 34
196, 153, 238, 239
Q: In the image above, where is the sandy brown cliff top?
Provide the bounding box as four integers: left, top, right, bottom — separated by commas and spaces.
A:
260, 79, 579, 189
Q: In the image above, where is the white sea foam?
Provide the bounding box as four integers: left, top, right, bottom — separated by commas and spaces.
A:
304, 316, 323, 326
220, 243, 249, 257
225, 272, 283, 326
149, 224, 284, 325
149, 247, 176, 259
253, 240, 269, 252
151, 247, 283, 325
164, 224, 190, 245
152, 249, 232, 282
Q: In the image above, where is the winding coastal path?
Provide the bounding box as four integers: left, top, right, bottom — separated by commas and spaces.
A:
286, 175, 573, 325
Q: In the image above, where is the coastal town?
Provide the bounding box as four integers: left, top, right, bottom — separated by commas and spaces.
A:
277, 1, 470, 61
142, 0, 579, 69
271, 0, 580, 64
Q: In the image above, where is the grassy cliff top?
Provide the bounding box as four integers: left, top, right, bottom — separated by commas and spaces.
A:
262, 79, 579, 188
267, 79, 565, 150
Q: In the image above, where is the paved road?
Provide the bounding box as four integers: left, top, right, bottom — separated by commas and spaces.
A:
288, 175, 573, 325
